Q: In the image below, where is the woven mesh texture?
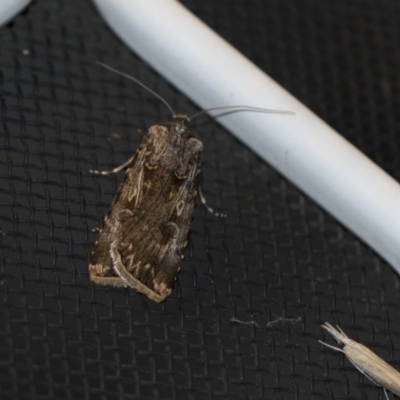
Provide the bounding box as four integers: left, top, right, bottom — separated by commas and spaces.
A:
1, 1, 400, 399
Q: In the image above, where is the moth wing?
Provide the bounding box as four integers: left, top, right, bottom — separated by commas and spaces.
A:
114, 136, 203, 301
89, 141, 149, 281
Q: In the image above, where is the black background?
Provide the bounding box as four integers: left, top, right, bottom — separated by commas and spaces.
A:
1, 1, 400, 399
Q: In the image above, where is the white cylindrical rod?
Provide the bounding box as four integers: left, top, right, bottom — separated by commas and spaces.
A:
93, 0, 400, 272
0, 0, 32, 28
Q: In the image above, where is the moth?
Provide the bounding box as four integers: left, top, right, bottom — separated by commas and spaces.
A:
320, 322, 400, 400
89, 62, 291, 302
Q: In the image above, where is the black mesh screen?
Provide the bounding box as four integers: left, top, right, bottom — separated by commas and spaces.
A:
1, 1, 400, 399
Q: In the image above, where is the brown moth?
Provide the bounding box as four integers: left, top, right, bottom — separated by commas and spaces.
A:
89, 114, 202, 302
89, 62, 291, 302
89, 62, 205, 302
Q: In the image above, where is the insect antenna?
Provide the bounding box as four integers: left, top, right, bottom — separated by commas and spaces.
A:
95, 61, 176, 117
95, 62, 293, 121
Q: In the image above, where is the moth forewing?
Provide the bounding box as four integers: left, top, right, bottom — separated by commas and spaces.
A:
89, 116, 203, 302
320, 322, 400, 398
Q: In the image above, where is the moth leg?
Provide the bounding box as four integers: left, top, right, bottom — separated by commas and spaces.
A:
383, 388, 389, 400
199, 186, 227, 218
348, 361, 383, 391
318, 340, 345, 353
90, 154, 136, 175
89, 274, 128, 288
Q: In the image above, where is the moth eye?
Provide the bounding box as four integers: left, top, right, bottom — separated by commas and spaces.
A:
118, 209, 134, 222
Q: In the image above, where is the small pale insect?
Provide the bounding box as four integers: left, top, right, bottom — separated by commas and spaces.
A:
319, 322, 400, 400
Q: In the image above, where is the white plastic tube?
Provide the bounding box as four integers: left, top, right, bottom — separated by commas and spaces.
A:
0, 0, 32, 28
93, 0, 400, 272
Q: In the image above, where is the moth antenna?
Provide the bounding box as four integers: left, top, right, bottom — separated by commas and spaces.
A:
190, 105, 294, 120
95, 61, 176, 117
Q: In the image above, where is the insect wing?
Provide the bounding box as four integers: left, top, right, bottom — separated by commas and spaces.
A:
89, 118, 203, 302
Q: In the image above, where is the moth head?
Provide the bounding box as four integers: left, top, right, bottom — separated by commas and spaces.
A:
171, 113, 191, 123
